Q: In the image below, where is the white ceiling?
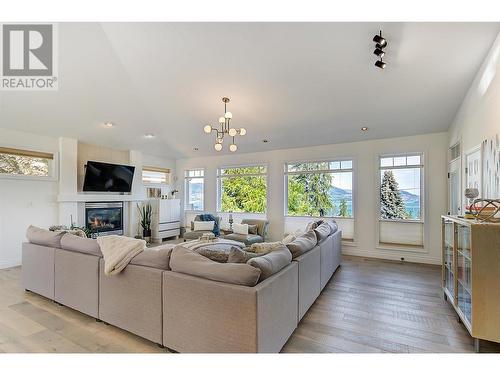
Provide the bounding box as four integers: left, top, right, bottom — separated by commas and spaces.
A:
0, 22, 498, 158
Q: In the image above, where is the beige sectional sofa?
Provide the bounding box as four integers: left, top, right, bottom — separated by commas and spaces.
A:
22, 221, 342, 353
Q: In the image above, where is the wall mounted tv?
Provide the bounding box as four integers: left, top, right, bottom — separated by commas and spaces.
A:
83, 161, 135, 193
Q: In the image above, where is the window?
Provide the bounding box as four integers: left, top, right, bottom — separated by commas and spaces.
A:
379, 154, 424, 248
379, 154, 423, 221
285, 160, 353, 218
185, 169, 205, 211
0, 147, 54, 178
142, 166, 170, 185
217, 165, 267, 213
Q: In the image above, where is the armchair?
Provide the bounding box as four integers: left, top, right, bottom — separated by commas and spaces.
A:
223, 219, 269, 246
183, 214, 221, 241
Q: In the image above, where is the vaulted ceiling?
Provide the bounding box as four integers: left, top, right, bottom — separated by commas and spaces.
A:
0, 22, 498, 158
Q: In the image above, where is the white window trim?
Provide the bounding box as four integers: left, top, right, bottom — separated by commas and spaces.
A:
184, 168, 205, 212
376, 152, 427, 253
216, 163, 268, 214
0, 145, 58, 182
284, 158, 355, 220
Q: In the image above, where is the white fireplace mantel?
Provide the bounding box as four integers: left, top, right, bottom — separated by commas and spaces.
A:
57, 193, 147, 203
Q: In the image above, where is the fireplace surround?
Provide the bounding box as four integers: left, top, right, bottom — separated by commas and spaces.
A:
85, 202, 124, 237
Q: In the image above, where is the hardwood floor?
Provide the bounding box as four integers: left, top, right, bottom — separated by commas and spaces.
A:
0, 255, 498, 353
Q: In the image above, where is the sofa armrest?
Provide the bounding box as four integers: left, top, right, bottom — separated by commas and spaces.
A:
254, 262, 298, 352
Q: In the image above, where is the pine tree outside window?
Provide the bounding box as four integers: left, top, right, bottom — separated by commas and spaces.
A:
379, 154, 423, 222
378, 153, 424, 248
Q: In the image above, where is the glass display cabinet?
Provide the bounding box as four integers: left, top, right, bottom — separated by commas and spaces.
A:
441, 215, 500, 352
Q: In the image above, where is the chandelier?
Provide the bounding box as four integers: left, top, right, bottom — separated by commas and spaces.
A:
203, 97, 246, 152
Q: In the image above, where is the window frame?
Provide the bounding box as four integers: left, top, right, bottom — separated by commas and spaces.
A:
216, 163, 268, 214
0, 146, 58, 181
377, 152, 425, 224
284, 158, 355, 219
184, 168, 205, 212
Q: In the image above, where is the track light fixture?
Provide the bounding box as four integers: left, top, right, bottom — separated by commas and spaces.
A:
375, 60, 386, 69
373, 48, 385, 58
372, 34, 387, 48
373, 30, 387, 69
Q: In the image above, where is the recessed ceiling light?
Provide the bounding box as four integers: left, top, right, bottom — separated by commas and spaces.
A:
361, 127, 369, 131
144, 134, 155, 139
102, 122, 114, 128
262, 139, 269, 143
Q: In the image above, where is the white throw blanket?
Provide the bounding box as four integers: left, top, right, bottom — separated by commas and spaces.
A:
97, 235, 146, 275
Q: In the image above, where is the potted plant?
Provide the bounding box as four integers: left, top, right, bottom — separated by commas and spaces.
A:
137, 202, 152, 242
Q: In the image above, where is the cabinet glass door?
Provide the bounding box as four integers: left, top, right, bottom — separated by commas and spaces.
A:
457, 224, 472, 323
443, 220, 454, 296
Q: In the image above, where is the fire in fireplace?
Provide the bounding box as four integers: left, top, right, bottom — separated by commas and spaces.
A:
85, 202, 124, 237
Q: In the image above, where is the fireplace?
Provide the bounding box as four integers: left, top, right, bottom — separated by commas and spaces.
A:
85, 202, 124, 237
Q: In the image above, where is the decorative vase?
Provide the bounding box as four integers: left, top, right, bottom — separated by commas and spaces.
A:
143, 229, 151, 243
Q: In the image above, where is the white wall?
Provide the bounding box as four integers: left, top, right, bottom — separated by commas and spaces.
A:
176, 132, 448, 265
0, 128, 59, 268
448, 32, 500, 205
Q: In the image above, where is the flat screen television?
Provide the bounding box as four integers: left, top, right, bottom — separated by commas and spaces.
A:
83, 161, 135, 193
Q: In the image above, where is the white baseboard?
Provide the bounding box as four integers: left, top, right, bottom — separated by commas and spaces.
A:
0, 258, 21, 269
342, 248, 441, 265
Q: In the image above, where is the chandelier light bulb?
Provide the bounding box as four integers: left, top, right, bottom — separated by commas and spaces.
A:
214, 143, 223, 151
224, 111, 232, 119
239, 127, 246, 136
219, 117, 225, 124
203, 125, 212, 133
229, 144, 237, 152
228, 128, 237, 137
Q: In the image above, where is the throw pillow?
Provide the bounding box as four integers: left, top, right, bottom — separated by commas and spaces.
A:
193, 221, 215, 231
248, 224, 258, 234
194, 247, 229, 263
250, 241, 283, 254
227, 247, 263, 263
233, 223, 249, 235
281, 233, 296, 245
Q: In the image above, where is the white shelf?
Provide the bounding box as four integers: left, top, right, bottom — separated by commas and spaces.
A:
57, 193, 147, 202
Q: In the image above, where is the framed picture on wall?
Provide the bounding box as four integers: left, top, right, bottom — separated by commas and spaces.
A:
466, 146, 481, 193
481, 134, 500, 199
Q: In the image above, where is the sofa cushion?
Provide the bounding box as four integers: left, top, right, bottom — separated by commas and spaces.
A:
314, 222, 332, 243
286, 230, 317, 258
306, 220, 324, 231
247, 245, 292, 281
130, 246, 173, 270
26, 225, 65, 248
60, 233, 102, 256
170, 245, 261, 286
